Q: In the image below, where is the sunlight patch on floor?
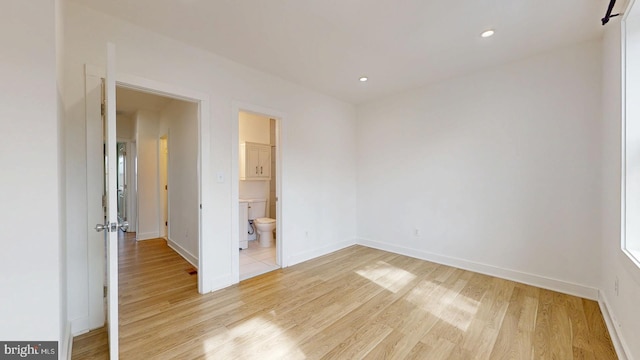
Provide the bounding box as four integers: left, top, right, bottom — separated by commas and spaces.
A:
355, 261, 417, 293
406, 279, 480, 332
436, 295, 479, 331
202, 317, 305, 359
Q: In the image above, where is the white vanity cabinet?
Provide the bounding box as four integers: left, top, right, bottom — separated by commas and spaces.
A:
240, 142, 271, 180
239, 201, 248, 249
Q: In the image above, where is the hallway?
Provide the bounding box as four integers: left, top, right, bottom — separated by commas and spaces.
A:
72, 232, 198, 359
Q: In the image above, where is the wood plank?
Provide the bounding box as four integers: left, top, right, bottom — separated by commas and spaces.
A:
72, 232, 619, 359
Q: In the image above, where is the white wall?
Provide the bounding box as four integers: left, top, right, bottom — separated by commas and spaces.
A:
160, 100, 199, 264
56, 0, 69, 355
600, 18, 640, 360
63, 1, 357, 334
239, 111, 271, 144
126, 141, 137, 233
239, 111, 270, 201
0, 0, 62, 344
239, 181, 269, 200
357, 40, 603, 299
117, 114, 135, 139
136, 110, 161, 240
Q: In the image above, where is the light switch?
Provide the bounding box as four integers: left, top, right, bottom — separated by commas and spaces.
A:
216, 172, 224, 183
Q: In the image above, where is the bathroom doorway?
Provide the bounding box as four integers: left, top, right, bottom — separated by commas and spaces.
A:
237, 110, 282, 280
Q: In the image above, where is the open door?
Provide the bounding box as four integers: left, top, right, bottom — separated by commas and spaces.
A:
94, 43, 123, 360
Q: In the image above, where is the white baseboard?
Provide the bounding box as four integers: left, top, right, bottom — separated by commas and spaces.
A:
598, 292, 631, 360
357, 238, 599, 300
207, 273, 236, 294
63, 322, 72, 360
136, 231, 160, 241
70, 316, 89, 336
167, 238, 198, 268
288, 239, 356, 267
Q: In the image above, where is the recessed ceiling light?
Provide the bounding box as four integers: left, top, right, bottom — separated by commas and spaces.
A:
481, 29, 495, 38
359, 76, 368, 82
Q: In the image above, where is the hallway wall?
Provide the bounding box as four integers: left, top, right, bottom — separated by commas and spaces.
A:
136, 110, 161, 240
159, 99, 199, 265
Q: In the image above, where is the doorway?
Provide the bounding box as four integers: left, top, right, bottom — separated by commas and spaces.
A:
236, 109, 282, 280
85, 66, 214, 334
115, 86, 199, 263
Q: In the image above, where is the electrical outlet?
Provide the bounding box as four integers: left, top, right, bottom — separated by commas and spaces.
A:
615, 277, 619, 296
414, 228, 420, 236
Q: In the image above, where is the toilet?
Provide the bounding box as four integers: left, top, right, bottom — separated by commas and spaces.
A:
254, 218, 276, 247
247, 199, 276, 247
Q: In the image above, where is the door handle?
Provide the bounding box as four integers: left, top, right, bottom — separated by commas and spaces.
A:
256, 166, 258, 174
95, 221, 128, 232
95, 223, 109, 232
260, 166, 263, 174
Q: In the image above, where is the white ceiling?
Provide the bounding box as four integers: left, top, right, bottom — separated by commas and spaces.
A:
116, 86, 173, 117
74, 0, 624, 104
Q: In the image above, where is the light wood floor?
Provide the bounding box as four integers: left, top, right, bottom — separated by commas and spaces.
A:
72, 232, 617, 359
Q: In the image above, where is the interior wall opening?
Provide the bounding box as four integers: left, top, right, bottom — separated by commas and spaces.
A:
238, 110, 280, 280
115, 86, 199, 266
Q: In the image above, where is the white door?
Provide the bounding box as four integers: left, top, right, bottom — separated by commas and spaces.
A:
94, 43, 121, 360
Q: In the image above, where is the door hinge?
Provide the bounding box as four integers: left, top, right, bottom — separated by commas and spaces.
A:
100, 80, 106, 115
102, 194, 107, 208
103, 286, 107, 298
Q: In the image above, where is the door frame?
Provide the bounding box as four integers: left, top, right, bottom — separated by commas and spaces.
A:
158, 134, 169, 239
231, 102, 286, 282
85, 65, 214, 330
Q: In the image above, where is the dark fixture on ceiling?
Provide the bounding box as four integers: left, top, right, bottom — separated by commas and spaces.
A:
602, 0, 621, 25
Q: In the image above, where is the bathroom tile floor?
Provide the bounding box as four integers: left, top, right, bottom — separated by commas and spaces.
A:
239, 240, 278, 280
